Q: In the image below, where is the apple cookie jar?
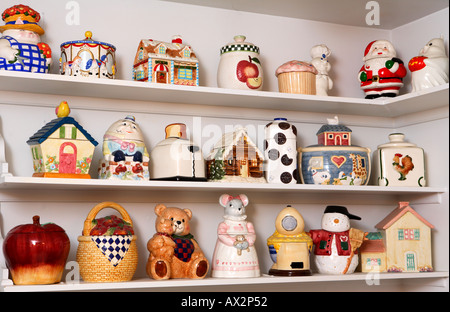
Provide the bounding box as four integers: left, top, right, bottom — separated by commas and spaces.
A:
298, 116, 371, 186
217, 35, 263, 91
3, 216, 70, 285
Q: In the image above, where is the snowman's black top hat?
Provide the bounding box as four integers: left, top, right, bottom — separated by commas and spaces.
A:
324, 205, 361, 220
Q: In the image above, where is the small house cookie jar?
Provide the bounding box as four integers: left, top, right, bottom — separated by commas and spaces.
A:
27, 101, 98, 178
375, 133, 426, 187
217, 35, 263, 91
60, 31, 116, 78
299, 116, 371, 185
0, 4, 52, 73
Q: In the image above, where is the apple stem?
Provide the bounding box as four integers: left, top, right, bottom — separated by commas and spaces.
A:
248, 55, 252, 63
33, 215, 40, 226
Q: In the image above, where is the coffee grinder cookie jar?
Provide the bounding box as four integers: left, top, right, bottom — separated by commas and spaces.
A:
375, 133, 426, 187
60, 31, 116, 79
217, 35, 263, 91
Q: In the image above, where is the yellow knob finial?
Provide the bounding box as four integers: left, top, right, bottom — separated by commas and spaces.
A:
56, 101, 71, 118
85, 31, 92, 40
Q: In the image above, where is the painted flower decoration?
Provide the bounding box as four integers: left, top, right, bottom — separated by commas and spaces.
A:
2, 5, 40, 22
38, 43, 52, 59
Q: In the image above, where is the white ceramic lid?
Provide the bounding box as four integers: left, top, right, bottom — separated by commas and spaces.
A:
377, 133, 417, 148
220, 35, 260, 55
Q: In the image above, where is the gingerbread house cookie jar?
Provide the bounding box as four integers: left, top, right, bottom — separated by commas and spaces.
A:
132, 35, 199, 86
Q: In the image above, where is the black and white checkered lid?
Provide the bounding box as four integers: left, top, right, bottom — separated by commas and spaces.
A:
220, 35, 260, 55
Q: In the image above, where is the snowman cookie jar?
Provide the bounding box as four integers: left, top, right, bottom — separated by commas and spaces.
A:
211, 194, 260, 278
98, 115, 150, 180
217, 35, 263, 91
0, 4, 51, 73
309, 206, 367, 274
267, 205, 313, 276
409, 36, 449, 92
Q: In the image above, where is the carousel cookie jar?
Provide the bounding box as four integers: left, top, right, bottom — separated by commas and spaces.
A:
375, 133, 426, 187
217, 35, 263, 91
60, 31, 116, 78
299, 116, 371, 186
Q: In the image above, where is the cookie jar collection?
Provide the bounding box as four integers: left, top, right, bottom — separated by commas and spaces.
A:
0, 3, 442, 286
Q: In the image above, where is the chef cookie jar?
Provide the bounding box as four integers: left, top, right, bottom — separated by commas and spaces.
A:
217, 35, 263, 91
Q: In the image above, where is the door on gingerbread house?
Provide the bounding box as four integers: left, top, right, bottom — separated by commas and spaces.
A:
240, 159, 248, 177
59, 142, 77, 174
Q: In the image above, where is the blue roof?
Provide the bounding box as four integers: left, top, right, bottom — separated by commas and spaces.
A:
27, 116, 99, 146
316, 124, 352, 135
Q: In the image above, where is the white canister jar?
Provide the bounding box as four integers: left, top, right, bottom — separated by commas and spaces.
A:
375, 133, 426, 187
264, 118, 298, 184
217, 35, 263, 90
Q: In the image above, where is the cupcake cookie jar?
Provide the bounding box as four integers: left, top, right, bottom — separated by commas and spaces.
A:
217, 35, 263, 91
299, 116, 371, 186
60, 31, 116, 79
375, 133, 426, 187
275, 60, 318, 95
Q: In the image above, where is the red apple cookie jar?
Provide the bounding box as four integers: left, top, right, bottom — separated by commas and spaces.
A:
3, 216, 70, 285
217, 35, 263, 91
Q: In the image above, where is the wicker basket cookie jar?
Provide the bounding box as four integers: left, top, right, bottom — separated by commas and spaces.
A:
76, 202, 138, 283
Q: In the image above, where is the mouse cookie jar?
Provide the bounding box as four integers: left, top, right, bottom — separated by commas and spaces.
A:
217, 35, 263, 91
375, 133, 426, 187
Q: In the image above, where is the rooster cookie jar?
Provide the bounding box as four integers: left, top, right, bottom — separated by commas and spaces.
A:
375, 133, 426, 187
299, 116, 371, 186
211, 194, 260, 278
409, 36, 449, 92
150, 123, 206, 181
0, 4, 52, 73
60, 31, 116, 78
217, 35, 263, 91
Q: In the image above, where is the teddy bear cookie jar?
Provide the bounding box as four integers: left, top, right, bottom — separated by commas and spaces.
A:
211, 194, 260, 278
146, 203, 209, 280
267, 205, 313, 276
0, 4, 52, 73
60, 31, 116, 78
299, 116, 371, 186
98, 115, 150, 180
217, 35, 263, 91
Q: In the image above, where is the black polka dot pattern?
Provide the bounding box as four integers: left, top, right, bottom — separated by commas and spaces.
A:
264, 119, 298, 184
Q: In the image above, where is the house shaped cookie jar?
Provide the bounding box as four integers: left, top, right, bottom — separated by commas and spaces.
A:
206, 127, 265, 183
132, 35, 198, 86
27, 101, 98, 178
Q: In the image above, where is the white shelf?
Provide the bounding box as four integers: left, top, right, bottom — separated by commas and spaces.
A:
2, 272, 448, 292
0, 176, 446, 204
0, 71, 448, 119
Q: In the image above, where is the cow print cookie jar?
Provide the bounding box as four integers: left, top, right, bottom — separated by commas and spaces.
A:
264, 118, 298, 184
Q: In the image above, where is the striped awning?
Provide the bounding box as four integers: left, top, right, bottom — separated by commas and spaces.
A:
154, 63, 169, 72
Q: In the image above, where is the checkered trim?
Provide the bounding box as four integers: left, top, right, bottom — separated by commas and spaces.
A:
91, 235, 132, 267
172, 237, 195, 262
0, 36, 48, 73
220, 44, 260, 55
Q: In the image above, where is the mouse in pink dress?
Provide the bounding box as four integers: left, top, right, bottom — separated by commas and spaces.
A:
211, 194, 260, 278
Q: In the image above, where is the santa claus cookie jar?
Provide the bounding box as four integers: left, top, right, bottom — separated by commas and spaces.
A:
408, 36, 449, 92
358, 40, 406, 99
211, 194, 260, 278
0, 4, 51, 73
310, 206, 367, 274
